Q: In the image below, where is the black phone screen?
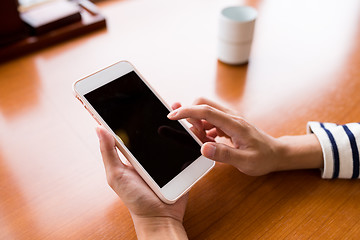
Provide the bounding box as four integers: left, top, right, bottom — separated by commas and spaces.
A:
84, 71, 201, 188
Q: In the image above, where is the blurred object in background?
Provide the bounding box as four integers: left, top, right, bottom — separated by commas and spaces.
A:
0, 0, 28, 46
20, 0, 82, 35
0, 0, 106, 62
18, 0, 54, 11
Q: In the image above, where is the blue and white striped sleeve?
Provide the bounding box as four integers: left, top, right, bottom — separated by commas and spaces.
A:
307, 121, 360, 179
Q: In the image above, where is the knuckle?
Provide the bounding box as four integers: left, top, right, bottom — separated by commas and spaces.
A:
194, 97, 207, 105
233, 117, 251, 132
219, 145, 232, 161
233, 116, 245, 124
106, 173, 116, 188
106, 168, 124, 189
200, 105, 214, 117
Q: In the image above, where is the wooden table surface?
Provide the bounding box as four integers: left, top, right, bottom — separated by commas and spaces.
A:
1, 0, 360, 239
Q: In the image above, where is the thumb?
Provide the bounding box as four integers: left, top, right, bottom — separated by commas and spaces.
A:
201, 142, 238, 165
96, 126, 123, 170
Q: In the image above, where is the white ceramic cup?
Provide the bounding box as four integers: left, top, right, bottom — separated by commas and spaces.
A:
218, 6, 257, 65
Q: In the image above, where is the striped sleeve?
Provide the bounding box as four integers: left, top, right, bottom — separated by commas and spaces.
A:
307, 121, 360, 179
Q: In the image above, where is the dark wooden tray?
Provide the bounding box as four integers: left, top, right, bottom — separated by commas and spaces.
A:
0, 2, 106, 62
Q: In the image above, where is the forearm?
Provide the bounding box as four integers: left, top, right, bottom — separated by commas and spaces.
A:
132, 216, 188, 240
275, 134, 323, 171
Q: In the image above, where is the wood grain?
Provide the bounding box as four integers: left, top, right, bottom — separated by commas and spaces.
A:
1, 0, 360, 239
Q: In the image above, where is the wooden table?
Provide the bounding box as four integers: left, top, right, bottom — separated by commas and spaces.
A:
1, 0, 360, 239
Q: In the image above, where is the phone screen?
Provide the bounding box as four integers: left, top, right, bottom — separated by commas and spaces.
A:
84, 71, 201, 187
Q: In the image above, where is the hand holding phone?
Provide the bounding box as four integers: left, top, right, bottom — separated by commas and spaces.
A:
73, 61, 214, 204
96, 126, 188, 239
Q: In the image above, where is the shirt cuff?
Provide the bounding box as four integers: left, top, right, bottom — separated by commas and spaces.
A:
307, 121, 360, 179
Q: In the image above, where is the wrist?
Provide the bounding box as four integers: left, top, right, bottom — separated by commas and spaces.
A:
131, 215, 188, 240
275, 134, 323, 171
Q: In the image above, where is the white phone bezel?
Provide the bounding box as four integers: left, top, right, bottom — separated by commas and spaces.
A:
72, 60, 214, 204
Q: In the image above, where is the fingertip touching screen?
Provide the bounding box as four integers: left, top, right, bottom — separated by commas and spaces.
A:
84, 71, 201, 187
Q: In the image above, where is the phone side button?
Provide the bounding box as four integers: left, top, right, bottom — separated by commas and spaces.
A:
76, 96, 84, 104
84, 105, 92, 115
93, 116, 101, 125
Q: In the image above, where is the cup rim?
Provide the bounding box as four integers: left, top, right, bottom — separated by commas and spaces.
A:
221, 6, 257, 23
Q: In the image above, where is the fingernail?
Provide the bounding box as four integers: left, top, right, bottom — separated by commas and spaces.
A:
203, 143, 216, 158
167, 110, 178, 118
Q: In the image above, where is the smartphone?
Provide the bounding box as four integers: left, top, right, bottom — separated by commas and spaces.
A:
72, 61, 214, 204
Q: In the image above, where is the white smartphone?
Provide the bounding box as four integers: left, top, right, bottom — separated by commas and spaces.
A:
73, 61, 214, 204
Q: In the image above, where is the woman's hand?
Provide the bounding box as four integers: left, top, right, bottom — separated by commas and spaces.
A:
168, 99, 323, 176
96, 126, 188, 239
171, 98, 237, 143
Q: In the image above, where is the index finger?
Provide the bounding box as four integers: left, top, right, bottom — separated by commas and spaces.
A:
168, 105, 245, 138
193, 97, 237, 115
